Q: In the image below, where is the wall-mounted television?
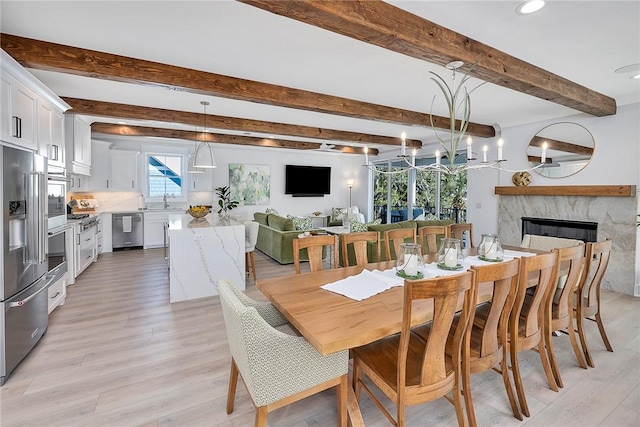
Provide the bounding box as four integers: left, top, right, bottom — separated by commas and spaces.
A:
285, 165, 331, 197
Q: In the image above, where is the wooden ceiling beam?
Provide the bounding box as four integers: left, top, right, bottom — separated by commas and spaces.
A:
63, 98, 419, 148
1, 33, 495, 138
90, 123, 378, 155
239, 0, 616, 117
529, 136, 594, 155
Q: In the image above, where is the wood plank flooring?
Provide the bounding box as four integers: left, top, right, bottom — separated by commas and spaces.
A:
1, 248, 638, 426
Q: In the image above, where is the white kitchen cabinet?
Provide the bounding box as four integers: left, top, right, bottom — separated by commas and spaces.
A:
90, 140, 111, 190
190, 167, 214, 192
110, 150, 139, 190
1, 50, 70, 152
49, 108, 66, 169
75, 226, 96, 277
68, 174, 89, 192
47, 274, 67, 314
0, 72, 37, 150
65, 115, 92, 175
144, 211, 170, 249
96, 216, 104, 255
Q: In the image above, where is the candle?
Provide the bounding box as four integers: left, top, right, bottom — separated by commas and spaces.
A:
466, 136, 473, 159
541, 141, 548, 163
486, 242, 497, 260
497, 138, 504, 161
482, 145, 488, 162
401, 131, 406, 156
444, 247, 457, 268
364, 146, 369, 165
435, 150, 441, 165
403, 254, 418, 276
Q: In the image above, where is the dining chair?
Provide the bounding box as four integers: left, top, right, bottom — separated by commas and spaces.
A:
543, 244, 587, 388
450, 223, 475, 248
575, 239, 613, 368
216, 279, 349, 427
352, 271, 476, 427
417, 225, 450, 254
508, 251, 559, 418
341, 231, 380, 266
383, 228, 416, 261
244, 220, 260, 283
414, 259, 523, 425
293, 234, 338, 274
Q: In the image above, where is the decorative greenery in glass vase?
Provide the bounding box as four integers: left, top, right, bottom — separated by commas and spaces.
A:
215, 186, 239, 214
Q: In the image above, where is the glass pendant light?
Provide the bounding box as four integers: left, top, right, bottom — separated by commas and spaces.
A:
193, 101, 217, 168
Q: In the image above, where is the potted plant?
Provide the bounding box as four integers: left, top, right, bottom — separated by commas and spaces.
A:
215, 186, 239, 216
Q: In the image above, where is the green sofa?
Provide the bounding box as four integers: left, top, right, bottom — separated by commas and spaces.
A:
339, 219, 455, 265
254, 212, 321, 264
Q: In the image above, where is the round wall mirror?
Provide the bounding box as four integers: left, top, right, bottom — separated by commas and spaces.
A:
526, 122, 595, 178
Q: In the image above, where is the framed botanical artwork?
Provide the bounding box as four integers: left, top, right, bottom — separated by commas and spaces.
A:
229, 163, 270, 205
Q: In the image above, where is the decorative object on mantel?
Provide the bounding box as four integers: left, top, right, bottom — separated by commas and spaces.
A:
512, 171, 532, 186
494, 185, 636, 197
362, 61, 546, 175
215, 186, 239, 215
312, 211, 322, 216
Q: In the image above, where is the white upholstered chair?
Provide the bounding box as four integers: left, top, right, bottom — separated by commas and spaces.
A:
217, 279, 349, 426
521, 234, 581, 251
244, 220, 259, 283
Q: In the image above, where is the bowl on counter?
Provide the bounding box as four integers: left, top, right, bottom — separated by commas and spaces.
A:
186, 206, 211, 220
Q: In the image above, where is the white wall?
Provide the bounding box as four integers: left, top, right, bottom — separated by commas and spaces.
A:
79, 139, 369, 219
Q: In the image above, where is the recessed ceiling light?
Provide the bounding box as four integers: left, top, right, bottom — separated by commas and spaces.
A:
615, 63, 640, 74
516, 1, 545, 15
632, 74, 640, 80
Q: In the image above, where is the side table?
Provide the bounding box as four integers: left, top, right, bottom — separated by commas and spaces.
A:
308, 214, 329, 228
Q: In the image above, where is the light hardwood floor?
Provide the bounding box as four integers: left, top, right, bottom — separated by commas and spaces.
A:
1, 248, 638, 426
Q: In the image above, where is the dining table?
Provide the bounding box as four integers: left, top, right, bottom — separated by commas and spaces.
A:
255, 246, 542, 425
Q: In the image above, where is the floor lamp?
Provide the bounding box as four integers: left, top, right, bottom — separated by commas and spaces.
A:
347, 179, 354, 206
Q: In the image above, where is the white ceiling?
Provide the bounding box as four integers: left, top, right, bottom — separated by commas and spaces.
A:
1, 1, 639, 155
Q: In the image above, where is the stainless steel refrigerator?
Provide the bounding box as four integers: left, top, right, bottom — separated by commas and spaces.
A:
1, 145, 50, 386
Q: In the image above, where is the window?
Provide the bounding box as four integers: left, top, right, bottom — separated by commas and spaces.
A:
147, 154, 184, 198
371, 154, 467, 223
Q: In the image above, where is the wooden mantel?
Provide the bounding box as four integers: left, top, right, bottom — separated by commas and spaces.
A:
494, 185, 636, 197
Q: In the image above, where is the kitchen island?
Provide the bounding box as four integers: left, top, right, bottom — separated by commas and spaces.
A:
167, 214, 245, 303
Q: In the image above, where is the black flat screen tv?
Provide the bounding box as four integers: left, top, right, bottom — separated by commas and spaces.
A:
285, 165, 331, 197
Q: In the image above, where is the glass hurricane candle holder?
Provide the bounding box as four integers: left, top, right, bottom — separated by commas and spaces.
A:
396, 243, 425, 279
436, 238, 464, 270
478, 233, 504, 261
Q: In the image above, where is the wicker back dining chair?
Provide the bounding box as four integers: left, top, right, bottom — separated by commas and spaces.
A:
217, 279, 349, 426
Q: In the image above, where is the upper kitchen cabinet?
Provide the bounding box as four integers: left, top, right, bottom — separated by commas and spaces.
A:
110, 150, 139, 190
0, 49, 69, 152
190, 167, 214, 192
65, 115, 92, 175
37, 100, 66, 170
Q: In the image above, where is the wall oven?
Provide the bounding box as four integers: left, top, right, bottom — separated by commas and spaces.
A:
47, 169, 67, 230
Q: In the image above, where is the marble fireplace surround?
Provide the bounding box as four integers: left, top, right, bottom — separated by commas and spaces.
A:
495, 185, 637, 296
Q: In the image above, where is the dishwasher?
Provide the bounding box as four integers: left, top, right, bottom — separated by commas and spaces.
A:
112, 213, 144, 250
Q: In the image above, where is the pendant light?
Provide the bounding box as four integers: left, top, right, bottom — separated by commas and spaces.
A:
193, 101, 217, 168
187, 115, 204, 174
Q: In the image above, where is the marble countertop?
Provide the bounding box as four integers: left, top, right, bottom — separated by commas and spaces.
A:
167, 214, 242, 230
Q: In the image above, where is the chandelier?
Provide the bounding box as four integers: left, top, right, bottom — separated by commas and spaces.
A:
363, 61, 548, 175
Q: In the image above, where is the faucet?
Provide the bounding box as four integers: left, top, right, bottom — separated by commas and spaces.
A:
163, 193, 169, 209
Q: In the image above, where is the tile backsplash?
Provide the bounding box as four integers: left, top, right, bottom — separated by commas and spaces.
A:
68, 191, 214, 212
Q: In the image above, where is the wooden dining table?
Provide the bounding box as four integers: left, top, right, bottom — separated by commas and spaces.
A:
256, 247, 542, 425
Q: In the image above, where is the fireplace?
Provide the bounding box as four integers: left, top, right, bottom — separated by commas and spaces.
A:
521, 217, 598, 242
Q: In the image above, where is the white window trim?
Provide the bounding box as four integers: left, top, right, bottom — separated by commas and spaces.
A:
145, 152, 188, 202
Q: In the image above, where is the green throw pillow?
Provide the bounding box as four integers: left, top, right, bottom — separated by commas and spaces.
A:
330, 207, 347, 224
350, 218, 382, 232
287, 215, 313, 231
